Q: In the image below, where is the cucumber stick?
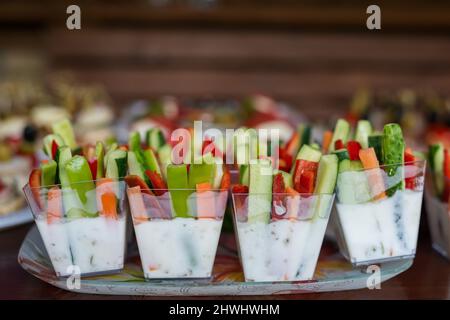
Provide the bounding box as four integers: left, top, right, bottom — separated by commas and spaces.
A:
429, 143, 444, 196
368, 133, 383, 163
297, 144, 322, 162
65, 156, 97, 216
167, 164, 192, 218
333, 149, 350, 162
248, 159, 273, 224
52, 119, 77, 150
329, 119, 350, 152
126, 151, 145, 180
95, 142, 105, 179
43, 134, 65, 158
314, 154, 338, 194
189, 161, 216, 189
106, 149, 127, 179
355, 120, 373, 149
143, 149, 162, 175
239, 164, 250, 185
314, 154, 338, 218
158, 144, 172, 180
279, 170, 293, 189
382, 123, 405, 196
41, 160, 57, 187
146, 128, 166, 150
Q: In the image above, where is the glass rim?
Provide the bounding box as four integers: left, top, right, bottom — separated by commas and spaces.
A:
23, 177, 126, 191
127, 187, 228, 192
231, 192, 335, 196
338, 159, 426, 173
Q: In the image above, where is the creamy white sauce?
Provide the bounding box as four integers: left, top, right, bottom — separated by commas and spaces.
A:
36, 216, 126, 277
235, 217, 329, 282
336, 190, 423, 264
134, 218, 223, 279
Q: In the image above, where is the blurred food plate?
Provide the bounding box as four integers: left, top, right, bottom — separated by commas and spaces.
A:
0, 207, 33, 231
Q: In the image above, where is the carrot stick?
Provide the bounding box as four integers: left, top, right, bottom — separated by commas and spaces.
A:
322, 130, 333, 153
359, 148, 386, 200
127, 185, 148, 224
286, 186, 300, 220
220, 168, 231, 191
47, 187, 62, 224
96, 178, 118, 219
196, 182, 216, 218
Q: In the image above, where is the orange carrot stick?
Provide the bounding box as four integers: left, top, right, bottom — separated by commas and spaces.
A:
286, 186, 300, 220
220, 168, 231, 191
47, 187, 62, 224
359, 148, 386, 200
322, 130, 333, 153
96, 178, 118, 219
196, 182, 216, 218
127, 185, 148, 224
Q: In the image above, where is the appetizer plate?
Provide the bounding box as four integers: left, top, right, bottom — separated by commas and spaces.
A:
0, 207, 33, 231
19, 226, 413, 296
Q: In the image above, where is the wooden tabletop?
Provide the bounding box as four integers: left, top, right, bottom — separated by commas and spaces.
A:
1, 221, 448, 300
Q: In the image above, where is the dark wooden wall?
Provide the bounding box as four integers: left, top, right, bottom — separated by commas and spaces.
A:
1, 0, 450, 120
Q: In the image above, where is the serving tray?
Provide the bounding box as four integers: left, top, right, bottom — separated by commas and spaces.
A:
18, 226, 413, 296
0, 207, 33, 231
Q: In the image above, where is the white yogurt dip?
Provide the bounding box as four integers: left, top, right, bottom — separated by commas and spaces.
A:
36, 216, 126, 277
336, 189, 423, 264
235, 217, 329, 282
134, 218, 223, 279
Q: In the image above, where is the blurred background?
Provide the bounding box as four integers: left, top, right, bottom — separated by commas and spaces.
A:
1, 0, 450, 119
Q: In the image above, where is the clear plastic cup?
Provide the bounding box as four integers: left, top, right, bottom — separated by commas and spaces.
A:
231, 191, 334, 282
333, 160, 426, 266
127, 187, 227, 279
23, 179, 128, 277
425, 174, 450, 260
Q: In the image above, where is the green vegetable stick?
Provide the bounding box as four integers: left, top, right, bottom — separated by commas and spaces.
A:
382, 123, 405, 196
65, 155, 97, 215
167, 164, 192, 218
52, 119, 77, 150
41, 160, 57, 187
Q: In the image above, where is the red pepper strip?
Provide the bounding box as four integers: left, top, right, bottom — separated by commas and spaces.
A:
404, 151, 416, 190
272, 173, 286, 220
124, 175, 153, 195
334, 139, 345, 150
347, 140, 362, 161
88, 159, 98, 181
443, 149, 450, 202
293, 159, 318, 194
51, 140, 59, 160
220, 168, 231, 191
232, 184, 249, 194
125, 175, 167, 219
29, 169, 42, 209
118, 145, 129, 151
298, 170, 316, 194
145, 170, 168, 196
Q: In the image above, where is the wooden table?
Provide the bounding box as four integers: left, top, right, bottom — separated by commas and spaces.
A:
1, 221, 448, 300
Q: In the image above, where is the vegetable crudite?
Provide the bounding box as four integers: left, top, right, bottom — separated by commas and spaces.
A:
23, 119, 127, 277
124, 130, 229, 279
231, 141, 337, 282
425, 142, 450, 260
331, 119, 426, 266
